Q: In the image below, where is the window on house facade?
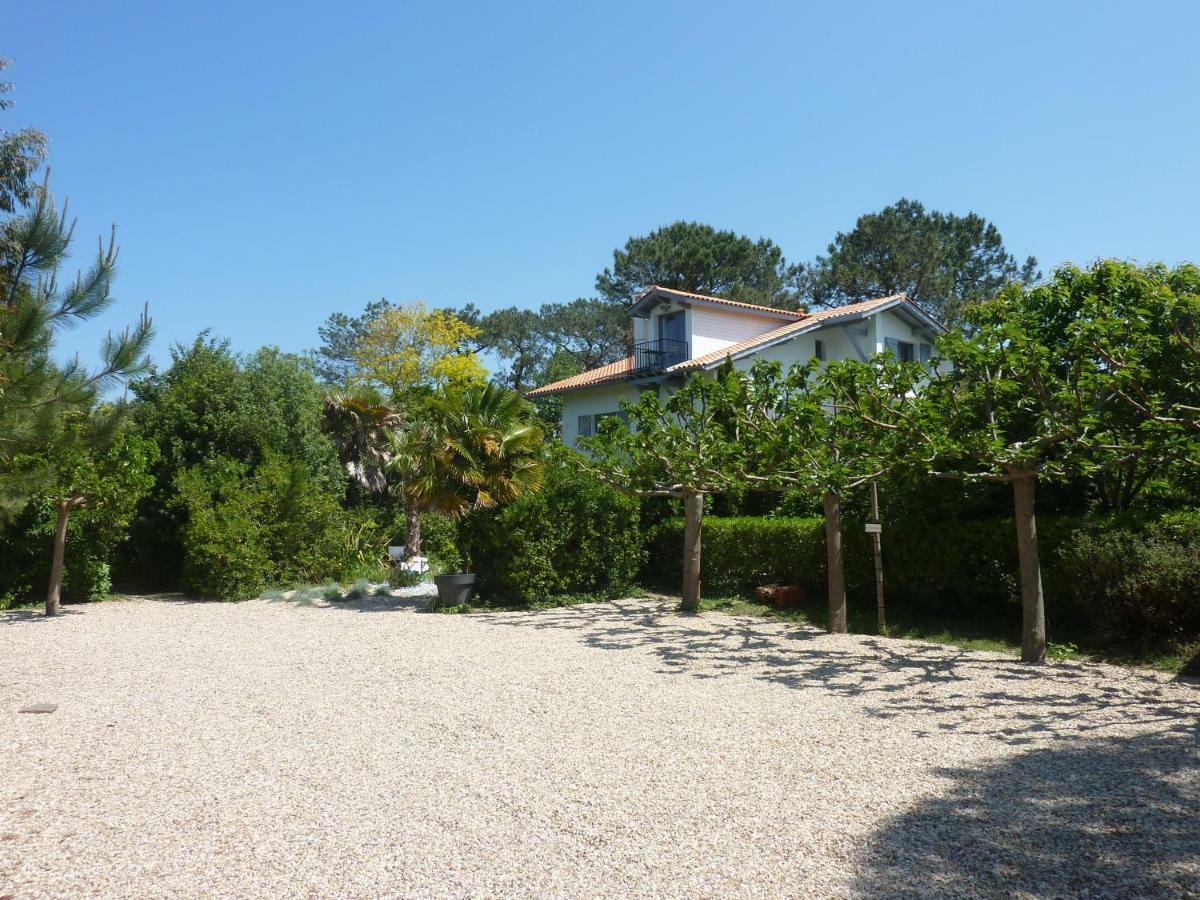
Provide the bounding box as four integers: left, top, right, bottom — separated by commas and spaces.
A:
577, 411, 626, 444
813, 339, 825, 361
885, 337, 916, 362
919, 343, 933, 363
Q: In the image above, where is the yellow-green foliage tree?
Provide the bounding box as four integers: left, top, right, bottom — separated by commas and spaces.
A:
349, 302, 486, 557
352, 302, 486, 396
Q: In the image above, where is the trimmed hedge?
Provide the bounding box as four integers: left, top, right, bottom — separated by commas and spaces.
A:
646, 516, 828, 594
459, 460, 643, 606
646, 510, 1200, 654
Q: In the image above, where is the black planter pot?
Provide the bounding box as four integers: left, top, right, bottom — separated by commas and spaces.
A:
433, 573, 476, 607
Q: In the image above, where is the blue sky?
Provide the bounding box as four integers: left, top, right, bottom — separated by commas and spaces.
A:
6, 0, 1199, 374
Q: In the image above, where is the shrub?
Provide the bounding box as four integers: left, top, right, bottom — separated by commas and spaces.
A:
174, 453, 375, 600
175, 458, 275, 599
645, 512, 1078, 626
459, 457, 643, 606
1057, 517, 1200, 654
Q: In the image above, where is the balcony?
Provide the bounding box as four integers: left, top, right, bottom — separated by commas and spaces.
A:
633, 338, 689, 374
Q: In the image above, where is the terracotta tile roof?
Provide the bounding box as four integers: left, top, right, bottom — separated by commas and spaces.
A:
669, 294, 904, 371
632, 285, 805, 319
525, 356, 635, 397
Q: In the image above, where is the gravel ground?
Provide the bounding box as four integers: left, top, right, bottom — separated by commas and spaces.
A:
2, 592, 1197, 898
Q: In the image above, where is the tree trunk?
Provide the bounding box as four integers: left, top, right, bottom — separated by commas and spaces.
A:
681, 491, 704, 613
405, 503, 422, 557
824, 490, 847, 634
45, 501, 71, 617
1012, 473, 1047, 664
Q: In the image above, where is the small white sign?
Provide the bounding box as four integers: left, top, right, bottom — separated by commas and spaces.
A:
864, 523, 882, 534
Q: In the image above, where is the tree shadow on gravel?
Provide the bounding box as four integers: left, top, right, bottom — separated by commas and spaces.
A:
853, 730, 1200, 898
480, 599, 1199, 744
0, 607, 84, 625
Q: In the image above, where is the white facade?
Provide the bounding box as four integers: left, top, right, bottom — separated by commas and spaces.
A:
560, 381, 641, 448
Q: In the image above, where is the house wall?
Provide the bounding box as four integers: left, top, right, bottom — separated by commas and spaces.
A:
560, 382, 642, 449
636, 301, 783, 360
688, 305, 782, 358
732, 308, 937, 372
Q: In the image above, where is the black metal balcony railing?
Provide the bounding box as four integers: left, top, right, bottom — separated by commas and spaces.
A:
633, 338, 689, 374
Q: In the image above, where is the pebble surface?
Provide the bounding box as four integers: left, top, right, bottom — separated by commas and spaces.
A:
2, 592, 1197, 898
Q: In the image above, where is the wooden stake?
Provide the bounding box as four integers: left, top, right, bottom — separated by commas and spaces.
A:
870, 480, 886, 634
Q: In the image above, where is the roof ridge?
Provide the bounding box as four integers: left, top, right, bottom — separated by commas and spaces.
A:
634, 285, 805, 319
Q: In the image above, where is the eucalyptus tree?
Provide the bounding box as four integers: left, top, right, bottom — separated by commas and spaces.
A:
581, 369, 746, 612
830, 272, 1154, 663
0, 57, 48, 215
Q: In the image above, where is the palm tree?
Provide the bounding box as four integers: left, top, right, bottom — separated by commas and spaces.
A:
322, 387, 400, 501
399, 383, 545, 566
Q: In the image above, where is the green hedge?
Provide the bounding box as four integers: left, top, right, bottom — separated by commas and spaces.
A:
459, 460, 643, 606
646, 511, 1200, 654
646, 516, 828, 594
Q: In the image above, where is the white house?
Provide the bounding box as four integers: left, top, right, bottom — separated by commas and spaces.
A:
527, 285, 944, 447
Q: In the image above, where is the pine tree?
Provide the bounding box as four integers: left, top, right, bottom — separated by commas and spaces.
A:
1, 179, 153, 517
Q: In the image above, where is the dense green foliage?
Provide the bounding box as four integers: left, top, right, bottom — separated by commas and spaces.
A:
174, 453, 380, 599
459, 453, 643, 605
1057, 513, 1200, 655
0, 427, 156, 608
647, 516, 827, 593
122, 337, 348, 591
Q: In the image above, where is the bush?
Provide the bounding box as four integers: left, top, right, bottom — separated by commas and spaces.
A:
175, 458, 275, 600
458, 456, 643, 606
1057, 517, 1200, 654
646, 516, 827, 594
175, 453, 377, 600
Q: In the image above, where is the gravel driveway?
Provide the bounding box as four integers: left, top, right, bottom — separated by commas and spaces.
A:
2, 593, 1197, 898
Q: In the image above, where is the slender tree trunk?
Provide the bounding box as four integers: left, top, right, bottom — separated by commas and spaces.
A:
1012, 472, 1047, 664
405, 503, 422, 557
45, 501, 72, 618
681, 490, 704, 613
824, 490, 847, 634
